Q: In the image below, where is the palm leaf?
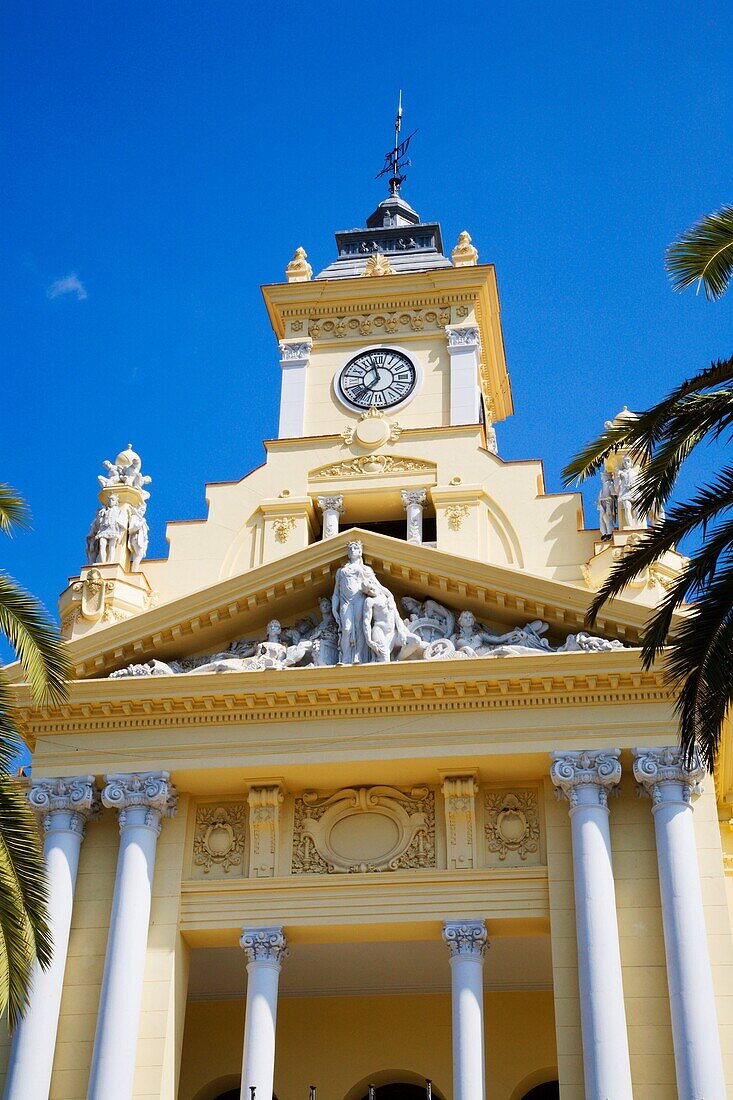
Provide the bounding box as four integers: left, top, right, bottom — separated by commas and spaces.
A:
666, 205, 733, 300
0, 572, 70, 705
0, 488, 30, 537
0, 675, 25, 774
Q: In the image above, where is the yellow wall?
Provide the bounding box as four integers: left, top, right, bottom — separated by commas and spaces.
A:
179, 990, 557, 1100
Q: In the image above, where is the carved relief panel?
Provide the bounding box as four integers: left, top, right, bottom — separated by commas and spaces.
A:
191, 801, 248, 879
482, 786, 543, 867
291, 785, 436, 874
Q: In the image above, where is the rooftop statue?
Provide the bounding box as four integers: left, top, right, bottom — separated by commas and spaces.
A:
110, 545, 628, 678
97, 444, 152, 500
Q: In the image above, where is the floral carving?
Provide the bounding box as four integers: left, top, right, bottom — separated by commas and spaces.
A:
308, 308, 452, 341
311, 456, 433, 480
445, 504, 469, 531
291, 785, 435, 874
193, 802, 247, 874
272, 516, 295, 544
484, 789, 540, 861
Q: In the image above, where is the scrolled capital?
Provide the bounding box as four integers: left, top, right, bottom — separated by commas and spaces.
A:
633, 746, 704, 806
102, 771, 178, 834
401, 489, 427, 509
279, 339, 312, 363
27, 775, 99, 835
550, 749, 622, 810
240, 925, 289, 966
317, 495, 345, 516
442, 919, 488, 959
445, 325, 480, 350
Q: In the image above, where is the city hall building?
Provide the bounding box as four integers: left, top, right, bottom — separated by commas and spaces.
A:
3, 177, 733, 1100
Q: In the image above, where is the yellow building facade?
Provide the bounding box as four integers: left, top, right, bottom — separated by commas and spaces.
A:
3, 184, 733, 1100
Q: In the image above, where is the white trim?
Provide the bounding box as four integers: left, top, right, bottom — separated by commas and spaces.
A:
332, 343, 423, 416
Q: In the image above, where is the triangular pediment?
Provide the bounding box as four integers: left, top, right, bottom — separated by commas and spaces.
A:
57, 530, 653, 681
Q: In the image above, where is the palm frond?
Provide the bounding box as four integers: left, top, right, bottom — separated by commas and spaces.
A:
0, 675, 25, 774
0, 573, 70, 705
0, 488, 31, 537
666, 205, 733, 300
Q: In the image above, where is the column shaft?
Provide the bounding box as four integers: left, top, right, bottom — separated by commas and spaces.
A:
87, 772, 176, 1100
551, 750, 633, 1100
634, 748, 726, 1099
443, 920, 487, 1100
5, 778, 97, 1100
239, 928, 288, 1100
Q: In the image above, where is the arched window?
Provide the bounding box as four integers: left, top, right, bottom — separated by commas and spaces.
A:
521, 1084, 559, 1100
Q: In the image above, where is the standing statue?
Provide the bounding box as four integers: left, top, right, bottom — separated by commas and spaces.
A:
127, 504, 149, 572
94, 494, 126, 564
331, 540, 380, 664
614, 455, 641, 529
597, 469, 615, 540
363, 578, 408, 662
310, 597, 340, 666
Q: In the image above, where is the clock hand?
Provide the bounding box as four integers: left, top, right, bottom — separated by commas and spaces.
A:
363, 366, 378, 389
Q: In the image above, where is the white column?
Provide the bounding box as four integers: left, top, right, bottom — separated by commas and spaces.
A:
401, 489, 427, 544
634, 747, 726, 1099
317, 494, 344, 540
442, 920, 487, 1100
5, 776, 98, 1100
445, 326, 481, 426
87, 772, 177, 1100
278, 340, 311, 439
550, 750, 633, 1100
239, 927, 288, 1100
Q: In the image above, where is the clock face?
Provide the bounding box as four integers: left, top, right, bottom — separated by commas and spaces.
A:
337, 348, 418, 410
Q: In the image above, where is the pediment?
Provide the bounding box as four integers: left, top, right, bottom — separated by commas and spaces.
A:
60, 529, 652, 681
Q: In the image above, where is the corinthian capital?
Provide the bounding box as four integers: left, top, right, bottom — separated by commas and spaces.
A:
401, 489, 427, 509
442, 919, 488, 958
240, 926, 289, 965
279, 339, 312, 362
445, 325, 480, 349
102, 771, 178, 833
633, 746, 704, 805
550, 749, 622, 809
28, 775, 99, 834
317, 495, 345, 515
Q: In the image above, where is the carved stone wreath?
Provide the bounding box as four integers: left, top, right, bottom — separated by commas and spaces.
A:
484, 790, 540, 862
291, 785, 435, 874
193, 803, 247, 874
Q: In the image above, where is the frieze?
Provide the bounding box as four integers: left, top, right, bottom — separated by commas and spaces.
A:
291, 785, 435, 874
309, 308, 451, 341
192, 802, 247, 877
310, 456, 434, 480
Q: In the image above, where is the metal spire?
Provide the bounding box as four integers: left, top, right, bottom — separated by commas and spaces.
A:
376, 91, 417, 195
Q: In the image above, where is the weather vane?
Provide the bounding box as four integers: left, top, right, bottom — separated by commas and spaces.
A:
375, 91, 417, 196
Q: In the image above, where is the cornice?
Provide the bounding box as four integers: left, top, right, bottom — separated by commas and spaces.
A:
16, 650, 671, 748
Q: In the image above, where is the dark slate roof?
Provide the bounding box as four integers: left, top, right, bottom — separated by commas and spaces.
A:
315, 192, 453, 280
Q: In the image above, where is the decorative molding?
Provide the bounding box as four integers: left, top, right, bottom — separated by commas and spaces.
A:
240, 926, 288, 965
279, 339, 312, 362
550, 749, 622, 809
442, 774, 478, 870
192, 802, 247, 876
311, 456, 434, 480
271, 516, 296, 544
445, 504, 469, 531
442, 919, 488, 958
633, 746, 705, 804
101, 771, 177, 834
308, 308, 451, 341
341, 406, 402, 447
28, 775, 99, 833
446, 325, 480, 349
484, 788, 540, 863
248, 784, 284, 878
291, 785, 435, 874
401, 489, 428, 508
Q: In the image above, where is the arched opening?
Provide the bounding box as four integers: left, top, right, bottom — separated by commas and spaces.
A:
520, 1084, 559, 1100
344, 1070, 446, 1100
359, 1087, 427, 1100
212, 1092, 239, 1100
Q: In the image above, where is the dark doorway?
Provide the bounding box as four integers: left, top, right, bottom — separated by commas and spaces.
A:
521, 1084, 560, 1100
213, 1092, 239, 1100
360, 1087, 427, 1100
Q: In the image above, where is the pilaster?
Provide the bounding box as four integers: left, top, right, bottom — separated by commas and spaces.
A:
445, 325, 481, 425
248, 783, 285, 878
278, 339, 312, 439
441, 773, 479, 871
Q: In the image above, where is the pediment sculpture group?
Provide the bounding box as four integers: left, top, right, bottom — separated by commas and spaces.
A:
111, 540, 624, 679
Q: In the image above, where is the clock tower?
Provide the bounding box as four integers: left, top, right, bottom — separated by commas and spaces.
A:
262, 185, 512, 443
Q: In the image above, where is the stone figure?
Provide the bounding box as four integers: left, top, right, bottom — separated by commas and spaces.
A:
331, 540, 380, 664
127, 504, 149, 572
363, 578, 408, 662
453, 611, 552, 657
97, 446, 152, 500
614, 456, 640, 529
559, 632, 625, 653
94, 494, 126, 564
85, 514, 100, 565
309, 597, 340, 666
597, 470, 615, 540
402, 597, 455, 640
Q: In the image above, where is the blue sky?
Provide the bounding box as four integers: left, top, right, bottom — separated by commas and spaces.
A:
1, 0, 732, 622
